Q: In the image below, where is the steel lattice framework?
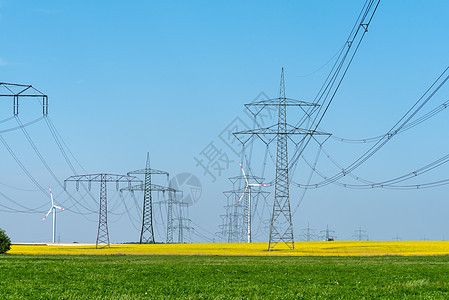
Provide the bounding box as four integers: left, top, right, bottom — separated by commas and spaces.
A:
0, 82, 48, 115
121, 182, 180, 243
234, 68, 330, 250
64, 173, 141, 248
222, 174, 270, 243
126, 153, 169, 244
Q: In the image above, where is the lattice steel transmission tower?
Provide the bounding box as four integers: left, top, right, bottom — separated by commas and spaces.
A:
64, 174, 140, 248
234, 68, 329, 250
320, 225, 337, 241
174, 204, 192, 244
300, 223, 318, 241
222, 176, 245, 242
121, 182, 179, 243
220, 192, 241, 242
392, 233, 401, 241
156, 187, 183, 243
222, 174, 269, 243
353, 225, 369, 241
126, 153, 169, 244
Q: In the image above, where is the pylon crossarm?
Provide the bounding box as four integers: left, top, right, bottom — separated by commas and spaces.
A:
121, 183, 178, 193
245, 98, 320, 118
234, 124, 330, 146
246, 97, 319, 107
228, 175, 265, 184
65, 173, 141, 183
0, 82, 48, 116
127, 168, 169, 176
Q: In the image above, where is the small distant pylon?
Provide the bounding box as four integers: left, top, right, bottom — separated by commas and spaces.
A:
300, 223, 317, 241
352, 225, 369, 241
223, 174, 269, 243
392, 233, 401, 241
320, 224, 336, 241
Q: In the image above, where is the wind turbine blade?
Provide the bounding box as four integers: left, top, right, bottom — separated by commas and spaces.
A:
49, 186, 54, 206
41, 207, 53, 222
239, 162, 249, 185
53, 205, 65, 211
235, 186, 248, 207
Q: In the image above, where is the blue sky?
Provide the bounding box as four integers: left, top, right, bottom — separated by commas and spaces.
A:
1, 1, 449, 243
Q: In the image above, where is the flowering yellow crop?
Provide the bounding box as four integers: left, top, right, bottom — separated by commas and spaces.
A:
8, 241, 449, 256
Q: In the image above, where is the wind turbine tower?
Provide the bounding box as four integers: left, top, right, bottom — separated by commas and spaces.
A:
236, 162, 267, 243
41, 187, 65, 244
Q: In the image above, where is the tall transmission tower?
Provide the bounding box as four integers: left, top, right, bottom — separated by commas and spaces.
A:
353, 225, 369, 241
121, 182, 179, 243
166, 189, 175, 243
234, 68, 329, 250
126, 153, 169, 244
64, 174, 141, 248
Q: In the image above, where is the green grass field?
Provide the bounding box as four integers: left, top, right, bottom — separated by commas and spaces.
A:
1, 255, 449, 299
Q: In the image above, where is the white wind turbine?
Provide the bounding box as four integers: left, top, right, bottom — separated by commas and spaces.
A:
41, 186, 65, 244
236, 162, 267, 243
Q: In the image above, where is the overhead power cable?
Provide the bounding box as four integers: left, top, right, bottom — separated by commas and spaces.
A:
0, 116, 14, 125
296, 148, 449, 190
293, 66, 449, 189
0, 117, 44, 133
289, 0, 381, 174
0, 190, 45, 213
44, 116, 100, 209
0, 133, 48, 198
15, 116, 98, 214
330, 98, 449, 143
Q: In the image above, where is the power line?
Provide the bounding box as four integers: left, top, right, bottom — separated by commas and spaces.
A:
291, 66, 449, 190
330, 99, 449, 143
295, 148, 449, 190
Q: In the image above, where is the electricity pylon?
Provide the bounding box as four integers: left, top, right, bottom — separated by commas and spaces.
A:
222, 190, 243, 242
121, 182, 179, 243
300, 223, 318, 241
234, 68, 330, 250
320, 224, 336, 241
223, 174, 269, 243
127, 153, 169, 244
64, 173, 141, 248
392, 233, 401, 241
174, 201, 192, 243
353, 225, 369, 241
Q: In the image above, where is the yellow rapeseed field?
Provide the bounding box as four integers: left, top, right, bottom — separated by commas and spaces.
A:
8, 241, 449, 256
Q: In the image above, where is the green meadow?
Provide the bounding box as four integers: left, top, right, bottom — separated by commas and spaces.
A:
1, 255, 449, 299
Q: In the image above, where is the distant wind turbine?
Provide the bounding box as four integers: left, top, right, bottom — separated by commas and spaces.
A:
236, 162, 267, 243
41, 186, 65, 244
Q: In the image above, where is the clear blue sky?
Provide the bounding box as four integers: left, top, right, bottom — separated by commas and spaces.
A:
1, 0, 448, 243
